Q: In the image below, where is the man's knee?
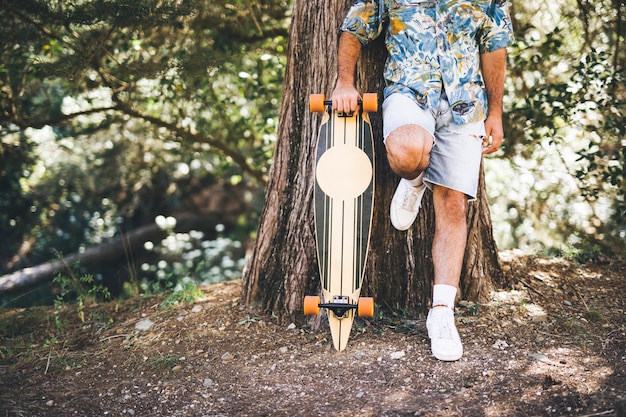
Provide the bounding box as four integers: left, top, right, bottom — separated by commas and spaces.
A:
434, 187, 468, 219
385, 124, 433, 178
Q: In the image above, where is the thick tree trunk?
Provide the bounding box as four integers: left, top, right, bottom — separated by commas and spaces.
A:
241, 0, 350, 320
242, 0, 504, 323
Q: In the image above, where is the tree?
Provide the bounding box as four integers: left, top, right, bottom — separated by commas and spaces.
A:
241, 0, 504, 322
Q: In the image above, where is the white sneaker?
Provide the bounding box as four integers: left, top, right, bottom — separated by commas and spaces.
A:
426, 306, 463, 361
390, 176, 426, 230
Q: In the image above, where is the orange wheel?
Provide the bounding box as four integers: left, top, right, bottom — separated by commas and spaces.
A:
303, 296, 321, 315
357, 297, 375, 317
309, 94, 326, 113
361, 93, 378, 113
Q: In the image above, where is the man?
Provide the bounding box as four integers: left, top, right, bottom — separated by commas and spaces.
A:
332, 0, 514, 361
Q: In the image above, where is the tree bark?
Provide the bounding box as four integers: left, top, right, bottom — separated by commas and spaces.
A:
241, 0, 504, 323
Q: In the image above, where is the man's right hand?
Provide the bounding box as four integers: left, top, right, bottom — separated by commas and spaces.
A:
332, 32, 362, 114
331, 83, 361, 114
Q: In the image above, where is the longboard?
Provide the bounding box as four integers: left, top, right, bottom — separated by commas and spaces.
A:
304, 93, 377, 351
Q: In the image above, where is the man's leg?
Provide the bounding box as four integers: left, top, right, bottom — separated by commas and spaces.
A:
382, 94, 435, 230
385, 125, 434, 230
426, 185, 467, 361
432, 185, 468, 289
385, 124, 433, 179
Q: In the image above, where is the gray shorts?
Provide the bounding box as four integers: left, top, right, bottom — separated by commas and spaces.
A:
382, 93, 485, 200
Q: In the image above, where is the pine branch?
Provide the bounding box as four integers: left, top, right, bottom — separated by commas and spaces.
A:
14, 106, 119, 129
114, 103, 267, 185
10, 102, 267, 184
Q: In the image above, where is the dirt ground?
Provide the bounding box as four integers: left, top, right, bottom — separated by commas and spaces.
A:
1, 251, 625, 417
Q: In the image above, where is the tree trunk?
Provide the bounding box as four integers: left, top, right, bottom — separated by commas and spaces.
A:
241, 0, 504, 323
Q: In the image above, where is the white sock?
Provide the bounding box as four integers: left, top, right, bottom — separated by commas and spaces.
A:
407, 171, 424, 187
432, 284, 457, 309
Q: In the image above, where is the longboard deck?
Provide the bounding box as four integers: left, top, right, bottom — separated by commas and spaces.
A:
314, 103, 375, 351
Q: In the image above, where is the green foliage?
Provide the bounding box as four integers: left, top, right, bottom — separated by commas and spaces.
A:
137, 218, 246, 298
147, 354, 184, 371
237, 315, 262, 328
53, 264, 110, 326
0, 137, 36, 264
488, 0, 625, 257
0, 0, 289, 294
160, 281, 204, 309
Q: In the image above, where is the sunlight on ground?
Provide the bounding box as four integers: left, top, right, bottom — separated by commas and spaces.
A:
490, 288, 548, 321
518, 347, 616, 416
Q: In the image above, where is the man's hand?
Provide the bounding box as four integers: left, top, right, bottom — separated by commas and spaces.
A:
480, 48, 507, 155
482, 115, 504, 154
331, 82, 361, 114
331, 32, 362, 114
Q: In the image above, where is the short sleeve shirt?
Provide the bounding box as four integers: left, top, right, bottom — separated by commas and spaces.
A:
340, 0, 514, 124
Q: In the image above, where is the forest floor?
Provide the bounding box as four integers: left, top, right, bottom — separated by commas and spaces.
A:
1, 251, 625, 417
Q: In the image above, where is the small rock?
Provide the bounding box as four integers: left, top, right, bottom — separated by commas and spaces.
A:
530, 352, 553, 364
171, 365, 182, 372
356, 391, 365, 398
482, 369, 496, 378
203, 378, 214, 387
492, 339, 509, 350
46, 400, 54, 406
279, 347, 289, 354
287, 323, 296, 330
221, 352, 234, 362
266, 363, 277, 375
390, 350, 405, 360
191, 305, 203, 313
135, 318, 155, 331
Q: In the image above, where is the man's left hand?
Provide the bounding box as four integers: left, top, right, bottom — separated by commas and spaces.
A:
482, 115, 504, 155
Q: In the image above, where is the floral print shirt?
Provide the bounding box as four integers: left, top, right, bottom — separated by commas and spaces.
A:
341, 0, 514, 123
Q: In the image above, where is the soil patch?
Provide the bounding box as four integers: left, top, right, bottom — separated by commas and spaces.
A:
1, 252, 625, 416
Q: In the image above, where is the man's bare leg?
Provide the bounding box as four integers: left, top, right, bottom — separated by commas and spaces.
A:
385, 124, 434, 230
385, 124, 433, 179
427, 185, 467, 361
432, 185, 468, 289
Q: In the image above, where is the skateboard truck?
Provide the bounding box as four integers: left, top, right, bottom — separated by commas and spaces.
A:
304, 294, 374, 320
318, 296, 355, 320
